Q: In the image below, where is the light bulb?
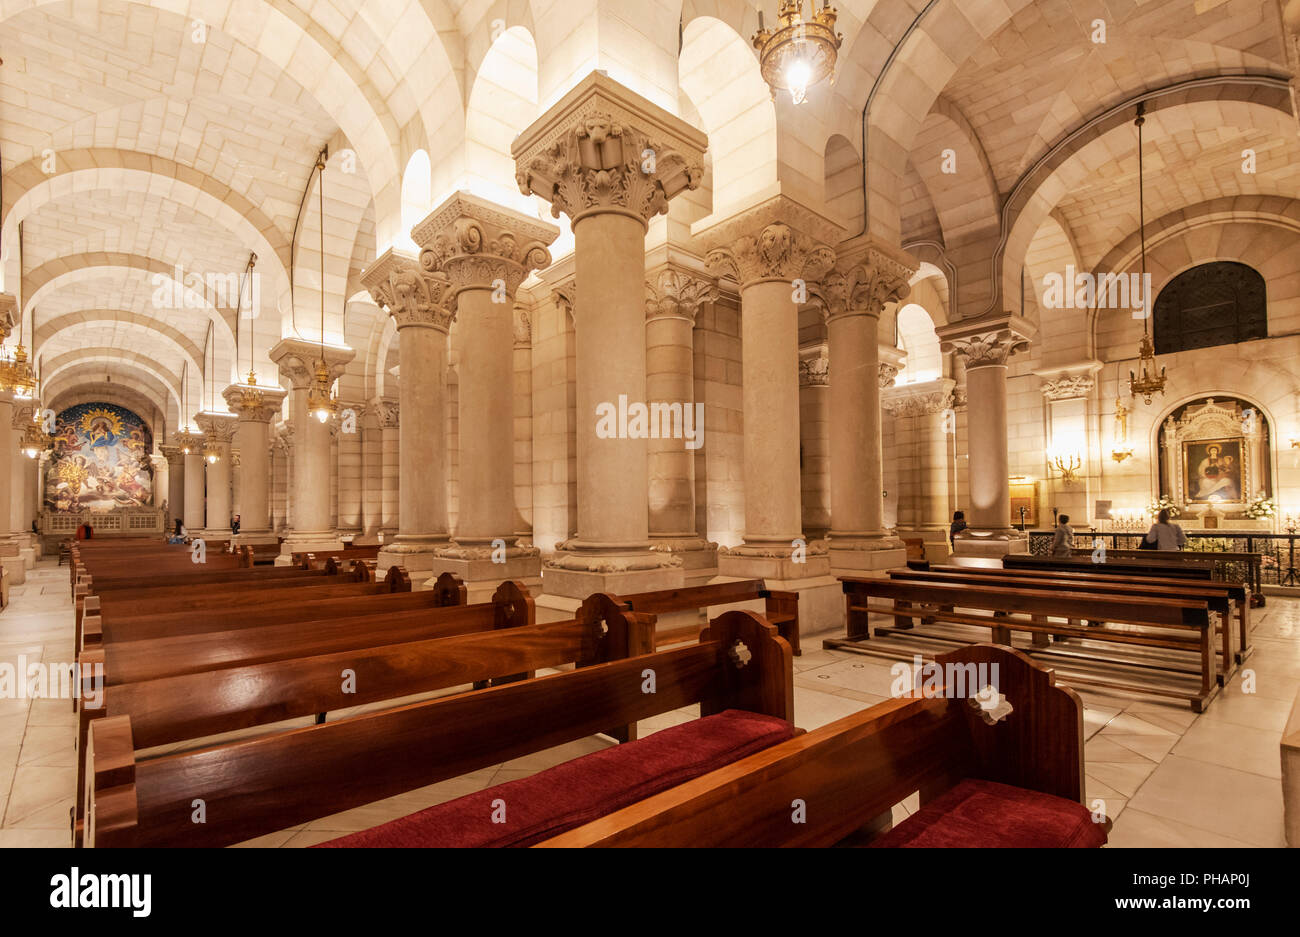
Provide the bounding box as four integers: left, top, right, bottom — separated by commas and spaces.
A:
315, 408, 329, 423
23, 446, 38, 460
785, 59, 811, 105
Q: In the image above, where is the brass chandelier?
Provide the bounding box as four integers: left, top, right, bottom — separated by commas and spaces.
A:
752, 1, 842, 106
235, 252, 265, 413
307, 147, 338, 424
1128, 102, 1166, 405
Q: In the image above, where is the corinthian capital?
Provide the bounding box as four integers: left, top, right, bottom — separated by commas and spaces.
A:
697, 195, 841, 287
937, 315, 1035, 369
0, 294, 15, 339
645, 267, 717, 323
268, 338, 355, 390
412, 191, 559, 300
513, 72, 707, 225
824, 236, 917, 319
360, 248, 455, 332
194, 411, 238, 445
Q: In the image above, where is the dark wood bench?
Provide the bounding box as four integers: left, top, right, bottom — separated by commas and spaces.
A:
537, 643, 1105, 848
85, 609, 792, 847
1068, 546, 1264, 604
892, 567, 1241, 684
615, 579, 800, 655
292, 544, 382, 569
831, 576, 1219, 711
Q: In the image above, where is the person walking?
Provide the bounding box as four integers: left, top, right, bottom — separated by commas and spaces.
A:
1142, 508, 1187, 551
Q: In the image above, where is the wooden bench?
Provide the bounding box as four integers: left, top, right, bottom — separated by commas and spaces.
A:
831, 576, 1219, 711
1068, 546, 1264, 605
892, 567, 1241, 684
238, 544, 283, 566
615, 579, 801, 655
536, 643, 1104, 847
85, 609, 792, 847
292, 545, 382, 569
997, 556, 1253, 666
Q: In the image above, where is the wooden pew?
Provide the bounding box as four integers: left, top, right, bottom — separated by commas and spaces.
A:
85, 609, 790, 847
80, 568, 418, 650
995, 556, 1253, 666
831, 576, 1218, 711
615, 579, 801, 655
292, 544, 382, 569
890, 567, 1240, 683
539, 643, 1103, 848
238, 544, 283, 566
1068, 546, 1264, 604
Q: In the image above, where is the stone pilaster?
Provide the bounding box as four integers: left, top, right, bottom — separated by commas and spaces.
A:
644, 264, 719, 583
937, 314, 1035, 557
160, 445, 184, 533
821, 235, 916, 576
409, 191, 558, 600
697, 194, 843, 629
1035, 359, 1104, 526
222, 380, 287, 545
9, 401, 36, 572
268, 338, 354, 561
798, 341, 831, 540
361, 250, 456, 581
513, 70, 705, 609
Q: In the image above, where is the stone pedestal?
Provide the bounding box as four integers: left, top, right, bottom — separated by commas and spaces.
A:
513, 71, 706, 601
939, 315, 1035, 558
223, 380, 287, 545
269, 338, 354, 563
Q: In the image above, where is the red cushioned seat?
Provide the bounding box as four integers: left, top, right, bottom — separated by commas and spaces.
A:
869, 778, 1106, 848
315, 709, 795, 848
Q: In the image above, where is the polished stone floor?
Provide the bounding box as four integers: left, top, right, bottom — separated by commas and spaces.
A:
0, 558, 1291, 847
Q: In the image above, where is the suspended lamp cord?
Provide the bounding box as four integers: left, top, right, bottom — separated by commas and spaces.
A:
1136, 102, 1148, 332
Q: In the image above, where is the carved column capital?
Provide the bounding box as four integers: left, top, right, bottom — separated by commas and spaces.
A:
513, 306, 532, 346
360, 249, 456, 332
412, 191, 559, 301
699, 196, 841, 286
878, 363, 900, 388
881, 379, 957, 418
798, 347, 829, 387
193, 411, 238, 445
645, 267, 717, 323
10, 401, 35, 430
268, 338, 354, 390
0, 294, 16, 339
824, 236, 917, 320
1039, 375, 1095, 400
222, 381, 287, 424
369, 397, 400, 429
159, 444, 184, 467
937, 315, 1035, 370
513, 73, 707, 226
552, 282, 577, 328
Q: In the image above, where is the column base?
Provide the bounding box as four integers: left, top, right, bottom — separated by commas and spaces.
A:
714, 546, 840, 636
649, 536, 718, 586
232, 530, 281, 547
0, 539, 27, 585
537, 541, 685, 613
896, 526, 953, 565
377, 536, 452, 582
429, 542, 543, 604
826, 532, 907, 577
951, 528, 1030, 560
351, 530, 383, 546
275, 532, 346, 565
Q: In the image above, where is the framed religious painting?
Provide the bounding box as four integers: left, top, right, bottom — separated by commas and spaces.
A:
1008, 478, 1038, 527
1182, 437, 1244, 504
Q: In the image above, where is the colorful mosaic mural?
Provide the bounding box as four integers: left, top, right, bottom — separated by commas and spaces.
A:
44, 403, 154, 512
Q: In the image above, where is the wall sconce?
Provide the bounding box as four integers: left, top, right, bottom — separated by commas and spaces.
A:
1048, 448, 1082, 483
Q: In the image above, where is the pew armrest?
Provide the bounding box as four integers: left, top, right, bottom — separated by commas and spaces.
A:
86, 716, 138, 848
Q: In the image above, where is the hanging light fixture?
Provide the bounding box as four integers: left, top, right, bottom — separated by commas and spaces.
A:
19, 409, 49, 459
235, 253, 265, 412
306, 147, 338, 424
1128, 102, 1167, 405
176, 360, 200, 455
199, 322, 221, 465
752, 1, 842, 106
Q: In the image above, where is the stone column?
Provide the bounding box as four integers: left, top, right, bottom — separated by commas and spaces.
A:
222, 380, 287, 545
160, 445, 184, 532
697, 195, 843, 626
354, 405, 382, 544
882, 378, 956, 562
371, 399, 400, 539
643, 266, 718, 583
270, 426, 291, 532
820, 237, 915, 576
268, 338, 355, 560
513, 71, 705, 605
0, 389, 24, 584
361, 251, 456, 579
194, 411, 237, 539
512, 305, 534, 540
183, 446, 205, 534
10, 401, 36, 571
335, 401, 363, 536
404, 192, 558, 598
937, 315, 1035, 556
798, 342, 830, 540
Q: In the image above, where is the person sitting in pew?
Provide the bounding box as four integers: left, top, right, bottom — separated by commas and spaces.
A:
1049, 514, 1073, 557
1143, 508, 1187, 551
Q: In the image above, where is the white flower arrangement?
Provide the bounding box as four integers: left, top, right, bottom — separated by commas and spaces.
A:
1147, 495, 1180, 519
1244, 495, 1276, 519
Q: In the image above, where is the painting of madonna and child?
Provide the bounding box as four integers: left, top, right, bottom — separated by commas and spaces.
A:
43, 403, 154, 512
1182, 438, 1243, 504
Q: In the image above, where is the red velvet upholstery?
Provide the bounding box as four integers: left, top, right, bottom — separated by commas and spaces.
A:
869, 778, 1107, 848
315, 709, 795, 848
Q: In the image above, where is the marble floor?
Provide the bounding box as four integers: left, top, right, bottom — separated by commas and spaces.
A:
0, 557, 1292, 847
